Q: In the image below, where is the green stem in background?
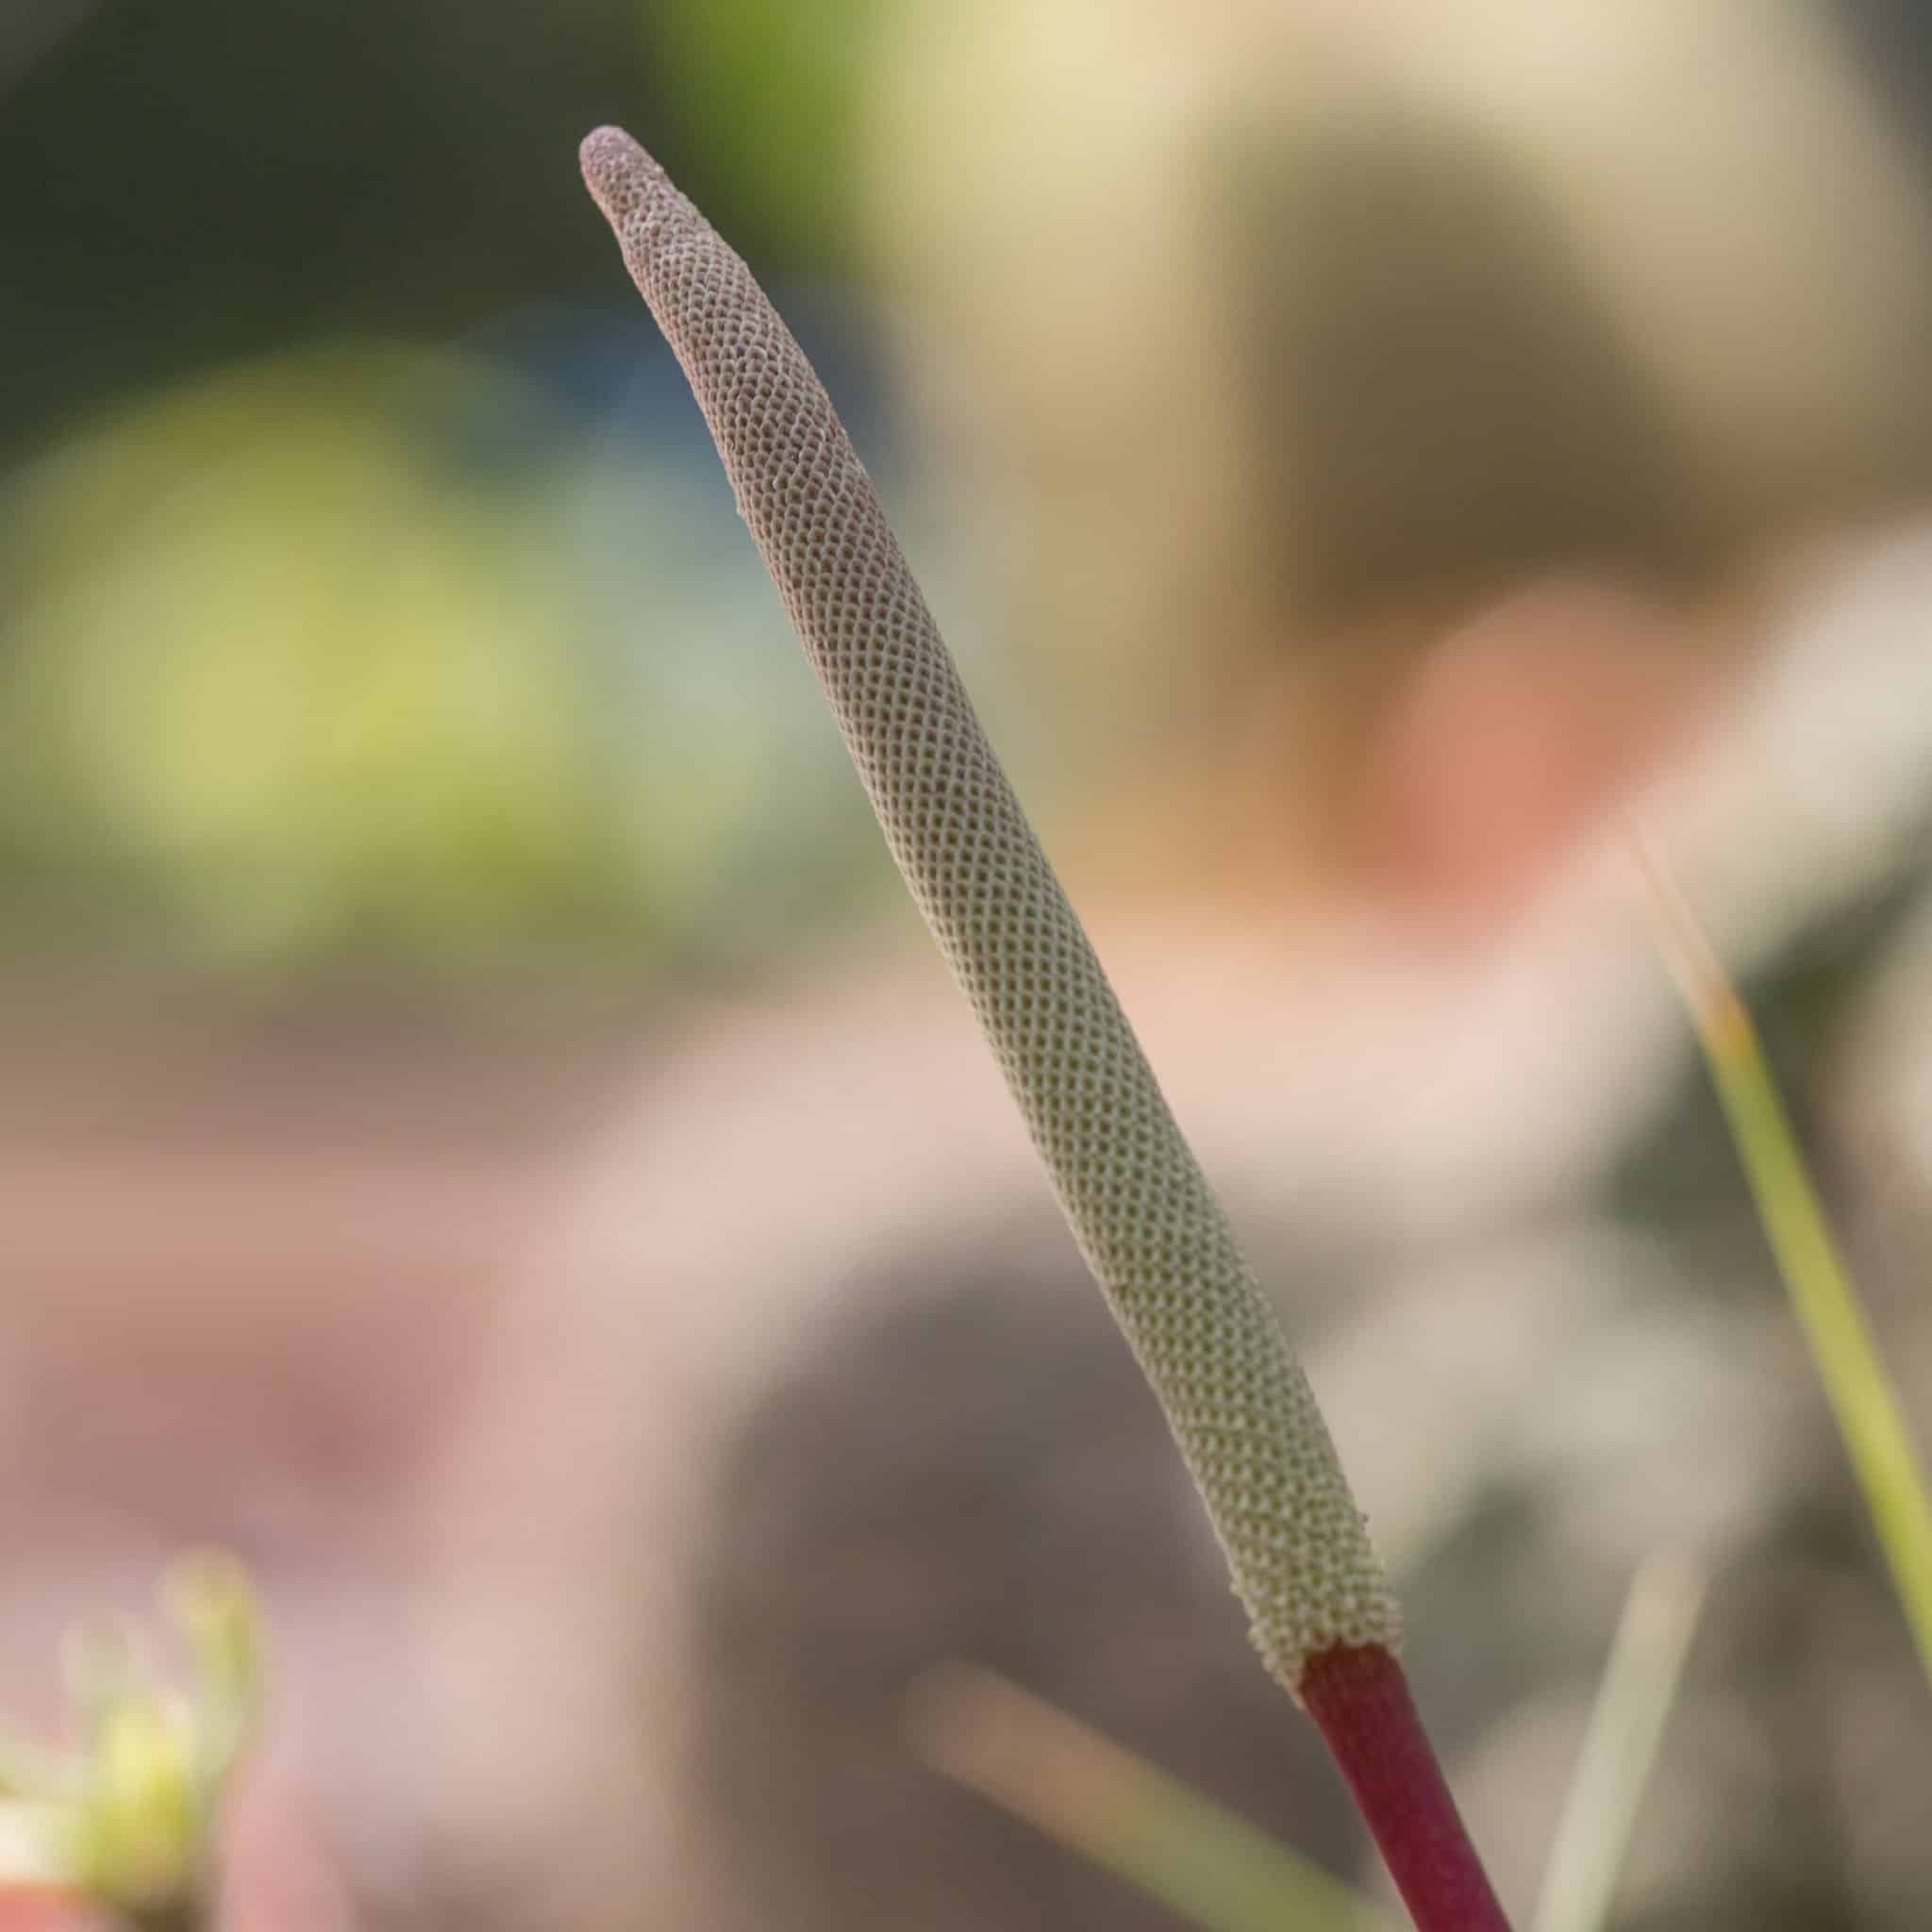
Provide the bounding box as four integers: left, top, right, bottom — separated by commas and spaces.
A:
1630, 831, 1932, 1690
1531, 1552, 1705, 1932
909, 1662, 1396, 1932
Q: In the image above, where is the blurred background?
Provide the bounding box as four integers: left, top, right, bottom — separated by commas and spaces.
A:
7, 2, 1932, 1926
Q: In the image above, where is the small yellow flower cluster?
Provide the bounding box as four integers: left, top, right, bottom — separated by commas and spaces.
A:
0, 1555, 264, 1927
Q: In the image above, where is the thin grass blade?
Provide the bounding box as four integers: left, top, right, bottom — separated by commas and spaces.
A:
909, 1662, 1396, 1932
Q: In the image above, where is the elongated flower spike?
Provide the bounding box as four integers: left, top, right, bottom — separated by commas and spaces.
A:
580, 124, 1507, 1931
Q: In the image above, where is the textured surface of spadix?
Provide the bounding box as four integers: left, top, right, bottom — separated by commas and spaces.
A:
579, 124, 1399, 1686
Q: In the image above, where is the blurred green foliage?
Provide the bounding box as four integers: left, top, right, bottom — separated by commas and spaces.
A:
0, 1, 899, 994
641, 0, 899, 271
0, 337, 893, 984
0, 348, 645, 972
0, 0, 662, 458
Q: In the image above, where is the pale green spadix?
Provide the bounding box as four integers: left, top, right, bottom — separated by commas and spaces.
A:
578, 125, 1399, 1692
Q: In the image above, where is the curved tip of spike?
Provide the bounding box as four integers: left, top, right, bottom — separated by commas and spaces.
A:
578, 124, 668, 226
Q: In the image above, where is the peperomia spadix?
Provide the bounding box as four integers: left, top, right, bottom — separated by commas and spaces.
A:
579, 124, 1508, 1931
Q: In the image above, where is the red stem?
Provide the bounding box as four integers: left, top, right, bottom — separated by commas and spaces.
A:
1300, 1643, 1511, 1931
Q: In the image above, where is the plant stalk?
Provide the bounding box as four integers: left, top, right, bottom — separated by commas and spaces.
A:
579, 123, 1509, 1928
